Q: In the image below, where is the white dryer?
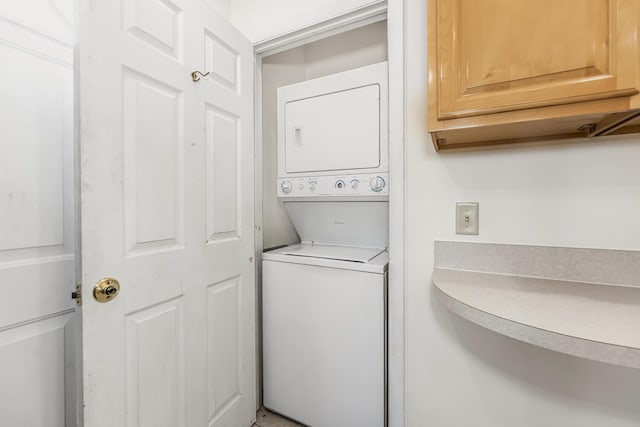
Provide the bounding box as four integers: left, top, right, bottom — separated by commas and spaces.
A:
276, 61, 389, 200
262, 62, 389, 427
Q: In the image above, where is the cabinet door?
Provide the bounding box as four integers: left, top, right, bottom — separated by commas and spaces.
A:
433, 0, 640, 121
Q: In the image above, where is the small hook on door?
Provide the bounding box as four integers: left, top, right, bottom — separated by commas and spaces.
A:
191, 70, 210, 82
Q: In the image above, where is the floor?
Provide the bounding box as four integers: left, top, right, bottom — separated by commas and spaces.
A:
253, 407, 304, 427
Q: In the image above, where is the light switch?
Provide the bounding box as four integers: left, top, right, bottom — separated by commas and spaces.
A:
456, 202, 479, 235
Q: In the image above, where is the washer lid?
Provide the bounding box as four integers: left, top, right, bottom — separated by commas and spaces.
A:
282, 243, 385, 263
284, 201, 388, 248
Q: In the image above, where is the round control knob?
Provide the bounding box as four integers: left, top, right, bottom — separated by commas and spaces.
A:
370, 176, 385, 192
281, 181, 293, 194
350, 179, 360, 190
335, 180, 345, 189
309, 181, 317, 191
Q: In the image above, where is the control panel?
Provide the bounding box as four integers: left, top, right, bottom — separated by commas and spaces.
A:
277, 173, 388, 198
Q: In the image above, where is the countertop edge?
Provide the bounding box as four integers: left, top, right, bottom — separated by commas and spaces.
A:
432, 268, 640, 369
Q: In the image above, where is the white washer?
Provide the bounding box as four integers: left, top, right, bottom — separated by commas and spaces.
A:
263, 243, 387, 427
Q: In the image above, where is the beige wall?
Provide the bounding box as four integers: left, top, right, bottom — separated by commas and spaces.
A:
405, 0, 640, 426
261, 21, 388, 249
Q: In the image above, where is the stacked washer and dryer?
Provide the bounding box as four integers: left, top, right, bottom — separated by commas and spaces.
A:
262, 62, 389, 427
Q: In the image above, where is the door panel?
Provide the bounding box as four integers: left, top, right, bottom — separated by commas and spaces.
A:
0, 4, 76, 426
78, 1, 255, 426
0, 314, 73, 427
204, 31, 240, 93
435, 0, 639, 119
461, 0, 609, 87
123, 0, 183, 60
205, 105, 240, 241
122, 69, 185, 254
207, 277, 242, 421
125, 298, 186, 427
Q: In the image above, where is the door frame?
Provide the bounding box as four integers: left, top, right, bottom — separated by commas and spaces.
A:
252, 1, 406, 425
253, 53, 264, 410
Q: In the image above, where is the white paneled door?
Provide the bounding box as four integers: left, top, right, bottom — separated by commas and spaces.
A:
78, 1, 256, 426
0, 2, 76, 426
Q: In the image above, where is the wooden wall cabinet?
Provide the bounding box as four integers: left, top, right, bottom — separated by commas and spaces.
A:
428, 0, 640, 150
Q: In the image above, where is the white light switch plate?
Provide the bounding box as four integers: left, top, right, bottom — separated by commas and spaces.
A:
456, 202, 479, 235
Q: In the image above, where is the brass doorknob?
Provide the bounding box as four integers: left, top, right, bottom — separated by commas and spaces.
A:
93, 278, 120, 303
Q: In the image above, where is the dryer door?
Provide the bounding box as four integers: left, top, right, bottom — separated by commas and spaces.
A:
284, 84, 381, 173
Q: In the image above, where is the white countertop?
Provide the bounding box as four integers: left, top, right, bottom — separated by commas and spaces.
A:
433, 268, 640, 369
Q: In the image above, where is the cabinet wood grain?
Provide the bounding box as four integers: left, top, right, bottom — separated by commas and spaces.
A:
428, 0, 640, 150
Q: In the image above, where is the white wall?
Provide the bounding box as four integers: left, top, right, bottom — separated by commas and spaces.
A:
204, 0, 230, 20
0, 1, 76, 426
261, 48, 306, 249
405, 0, 640, 426
261, 21, 388, 249
231, 0, 385, 43
0, 0, 74, 44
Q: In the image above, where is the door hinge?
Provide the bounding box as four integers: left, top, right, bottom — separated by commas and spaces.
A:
71, 284, 82, 305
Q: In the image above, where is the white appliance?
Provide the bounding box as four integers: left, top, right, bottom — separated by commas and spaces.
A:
276, 61, 388, 199
263, 62, 389, 427
263, 244, 387, 427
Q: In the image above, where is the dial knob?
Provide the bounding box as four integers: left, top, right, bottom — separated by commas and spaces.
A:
309, 181, 317, 191
335, 180, 345, 189
370, 176, 385, 192
281, 180, 292, 194
350, 179, 360, 190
